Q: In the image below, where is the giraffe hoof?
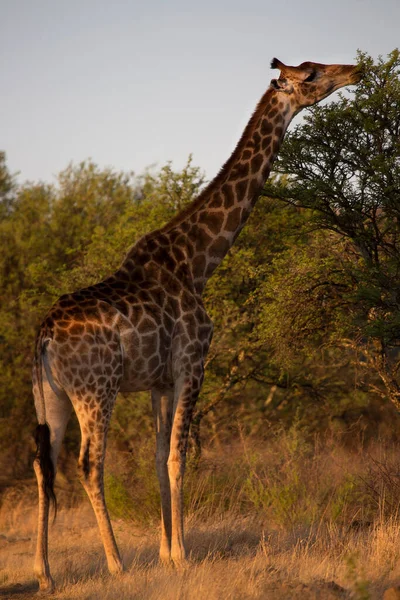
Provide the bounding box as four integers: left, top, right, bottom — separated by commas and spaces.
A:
37, 578, 55, 596
159, 543, 172, 566
108, 560, 124, 576
172, 557, 190, 572
160, 554, 174, 568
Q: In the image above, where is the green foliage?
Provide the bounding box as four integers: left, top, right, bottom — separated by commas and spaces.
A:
330, 475, 358, 522
0, 156, 204, 476
104, 437, 161, 525
1, 50, 400, 484
263, 49, 400, 409
104, 472, 135, 520
243, 422, 318, 528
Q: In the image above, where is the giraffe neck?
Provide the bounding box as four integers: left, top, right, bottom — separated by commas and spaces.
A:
160, 87, 295, 293
121, 87, 296, 295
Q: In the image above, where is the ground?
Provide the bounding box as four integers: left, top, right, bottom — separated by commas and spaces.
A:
3, 434, 400, 599
0, 496, 400, 599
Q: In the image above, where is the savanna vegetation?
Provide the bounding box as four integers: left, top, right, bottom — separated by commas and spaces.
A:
1, 50, 400, 598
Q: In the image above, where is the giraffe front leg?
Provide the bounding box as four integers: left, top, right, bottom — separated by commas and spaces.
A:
151, 389, 174, 565
168, 448, 187, 568
168, 375, 202, 569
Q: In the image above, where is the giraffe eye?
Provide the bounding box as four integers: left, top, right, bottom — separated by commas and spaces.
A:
304, 72, 317, 83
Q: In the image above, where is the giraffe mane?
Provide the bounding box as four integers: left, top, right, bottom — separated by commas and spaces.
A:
160, 86, 276, 233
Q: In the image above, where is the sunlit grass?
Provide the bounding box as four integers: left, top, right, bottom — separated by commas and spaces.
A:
2, 432, 400, 598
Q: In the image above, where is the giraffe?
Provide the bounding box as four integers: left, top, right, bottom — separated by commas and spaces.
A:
32, 57, 361, 592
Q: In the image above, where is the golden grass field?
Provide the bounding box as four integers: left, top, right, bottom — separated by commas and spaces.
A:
2, 430, 400, 599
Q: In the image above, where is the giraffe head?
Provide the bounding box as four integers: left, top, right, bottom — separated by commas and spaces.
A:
270, 58, 362, 111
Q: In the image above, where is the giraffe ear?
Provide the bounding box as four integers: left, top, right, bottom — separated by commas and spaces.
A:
270, 78, 294, 94
270, 78, 283, 90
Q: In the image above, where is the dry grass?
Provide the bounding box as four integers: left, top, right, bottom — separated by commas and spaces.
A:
2, 432, 400, 599
1, 504, 400, 599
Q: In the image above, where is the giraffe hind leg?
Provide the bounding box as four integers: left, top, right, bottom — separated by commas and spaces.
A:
33, 381, 72, 593
74, 395, 123, 576
33, 428, 55, 595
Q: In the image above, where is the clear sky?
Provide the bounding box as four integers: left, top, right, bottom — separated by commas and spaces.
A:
2, 0, 399, 186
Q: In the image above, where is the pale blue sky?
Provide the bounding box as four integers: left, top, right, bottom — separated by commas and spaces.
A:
2, 0, 399, 185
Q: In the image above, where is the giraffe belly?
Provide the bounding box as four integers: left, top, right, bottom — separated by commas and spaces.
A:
119, 327, 173, 393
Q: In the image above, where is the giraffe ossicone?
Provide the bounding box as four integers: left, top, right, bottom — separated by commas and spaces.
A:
32, 57, 361, 592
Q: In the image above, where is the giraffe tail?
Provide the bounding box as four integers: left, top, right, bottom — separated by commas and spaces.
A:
34, 423, 57, 518
34, 329, 57, 518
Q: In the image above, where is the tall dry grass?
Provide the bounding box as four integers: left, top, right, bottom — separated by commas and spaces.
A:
1, 426, 400, 598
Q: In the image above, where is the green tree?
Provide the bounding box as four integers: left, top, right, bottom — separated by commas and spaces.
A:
263, 50, 400, 409
0, 157, 205, 476
0, 152, 15, 215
